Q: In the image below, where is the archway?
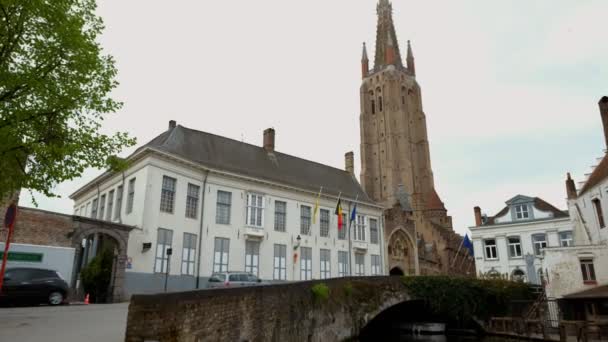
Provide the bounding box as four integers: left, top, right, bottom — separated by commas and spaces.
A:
390, 267, 404, 276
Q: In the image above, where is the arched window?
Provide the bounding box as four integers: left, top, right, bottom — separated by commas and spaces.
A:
512, 269, 525, 282
379, 96, 383, 112
401, 87, 406, 105
370, 91, 375, 114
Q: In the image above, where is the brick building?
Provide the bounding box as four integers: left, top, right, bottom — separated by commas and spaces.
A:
358, 0, 473, 276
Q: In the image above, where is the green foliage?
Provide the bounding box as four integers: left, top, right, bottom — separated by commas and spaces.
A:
343, 282, 354, 297
311, 283, 330, 302
0, 0, 136, 200
80, 247, 114, 303
402, 276, 534, 322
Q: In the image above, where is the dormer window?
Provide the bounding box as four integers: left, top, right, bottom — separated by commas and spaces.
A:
515, 205, 529, 220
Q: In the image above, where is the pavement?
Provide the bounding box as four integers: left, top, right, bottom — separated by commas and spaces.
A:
0, 303, 129, 342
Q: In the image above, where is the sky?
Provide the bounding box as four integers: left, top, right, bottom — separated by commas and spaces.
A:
20, 0, 608, 236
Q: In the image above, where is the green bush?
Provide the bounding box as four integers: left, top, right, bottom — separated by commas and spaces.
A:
402, 276, 534, 323
311, 283, 330, 302
80, 247, 114, 303
344, 282, 354, 297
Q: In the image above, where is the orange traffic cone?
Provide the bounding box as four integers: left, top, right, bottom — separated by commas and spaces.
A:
84, 293, 90, 305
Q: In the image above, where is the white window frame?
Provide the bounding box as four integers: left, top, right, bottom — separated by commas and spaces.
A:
355, 215, 366, 241
181, 233, 197, 276
300, 247, 312, 280
91, 198, 98, 219
213, 238, 230, 273
515, 204, 529, 220
126, 178, 136, 214
115, 185, 123, 219
370, 218, 379, 244
185, 183, 200, 219
273, 244, 287, 280
160, 176, 177, 213
216, 191, 232, 225
245, 240, 260, 276
320, 209, 330, 237
300, 205, 311, 235
559, 231, 573, 247
338, 251, 349, 277
580, 258, 597, 283
99, 194, 106, 220
484, 239, 498, 260
532, 234, 547, 256
371, 254, 381, 275
320, 249, 331, 279
106, 190, 114, 221
154, 228, 173, 273
246, 193, 265, 228
355, 253, 365, 276
274, 201, 287, 232
508, 236, 522, 258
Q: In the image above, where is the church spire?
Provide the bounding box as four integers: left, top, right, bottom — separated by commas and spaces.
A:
361, 42, 369, 79
406, 40, 416, 76
374, 0, 403, 70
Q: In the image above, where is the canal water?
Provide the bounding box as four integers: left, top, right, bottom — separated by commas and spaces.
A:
377, 334, 523, 342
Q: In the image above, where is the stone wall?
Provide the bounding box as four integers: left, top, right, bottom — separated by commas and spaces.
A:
125, 277, 409, 342
1, 207, 74, 247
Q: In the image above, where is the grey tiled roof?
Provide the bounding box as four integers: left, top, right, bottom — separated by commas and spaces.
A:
141, 125, 373, 204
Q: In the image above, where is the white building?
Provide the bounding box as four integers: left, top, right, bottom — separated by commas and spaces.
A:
70, 122, 385, 297
470, 195, 572, 284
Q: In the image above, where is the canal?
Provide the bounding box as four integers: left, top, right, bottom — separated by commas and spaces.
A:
363, 334, 524, 341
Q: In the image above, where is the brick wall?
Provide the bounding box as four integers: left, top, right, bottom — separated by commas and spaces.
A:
125, 277, 408, 342
0, 207, 73, 247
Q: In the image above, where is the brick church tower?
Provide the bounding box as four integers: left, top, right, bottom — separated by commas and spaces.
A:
359, 0, 474, 276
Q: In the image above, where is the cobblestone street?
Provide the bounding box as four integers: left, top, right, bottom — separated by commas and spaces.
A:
0, 303, 129, 342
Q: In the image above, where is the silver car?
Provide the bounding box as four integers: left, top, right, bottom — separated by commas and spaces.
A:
207, 272, 262, 288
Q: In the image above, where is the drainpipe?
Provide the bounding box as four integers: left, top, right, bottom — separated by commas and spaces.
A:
379, 213, 386, 275
195, 170, 210, 289
347, 201, 353, 276
118, 171, 126, 224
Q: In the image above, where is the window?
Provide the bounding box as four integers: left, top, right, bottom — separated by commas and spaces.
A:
213, 238, 230, 272
559, 231, 573, 247
371, 255, 382, 275
154, 228, 173, 273
593, 199, 605, 228
115, 185, 123, 219
273, 244, 287, 280
515, 205, 529, 220
355, 215, 366, 241
320, 249, 331, 279
484, 239, 497, 259
370, 218, 379, 244
106, 190, 114, 221
245, 241, 260, 276
371, 99, 376, 114
274, 201, 286, 232
355, 254, 365, 276
99, 194, 106, 220
338, 213, 347, 240
338, 251, 349, 277
300, 247, 312, 280
126, 178, 136, 214
160, 176, 177, 213
580, 259, 597, 283
379, 95, 384, 112
185, 184, 200, 219
532, 234, 547, 256
300, 205, 311, 235
216, 191, 232, 225
181, 233, 197, 276
74, 208, 79, 216
320, 209, 330, 237
85, 203, 90, 217
246, 194, 264, 227
91, 198, 98, 219
508, 236, 522, 258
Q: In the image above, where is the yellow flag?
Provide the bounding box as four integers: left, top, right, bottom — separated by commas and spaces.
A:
312, 187, 322, 224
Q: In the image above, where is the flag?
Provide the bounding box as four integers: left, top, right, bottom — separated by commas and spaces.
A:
312, 187, 322, 224
350, 202, 357, 223
463, 234, 474, 256
335, 195, 343, 230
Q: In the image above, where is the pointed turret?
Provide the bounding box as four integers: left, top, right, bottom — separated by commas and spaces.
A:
373, 0, 404, 70
361, 42, 369, 79
406, 40, 416, 76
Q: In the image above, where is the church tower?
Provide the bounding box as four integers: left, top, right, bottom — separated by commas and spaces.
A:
359, 0, 437, 210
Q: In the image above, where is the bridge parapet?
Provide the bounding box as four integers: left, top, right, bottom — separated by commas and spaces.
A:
125, 276, 409, 342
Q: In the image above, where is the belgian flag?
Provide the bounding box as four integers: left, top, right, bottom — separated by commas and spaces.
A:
335, 195, 343, 230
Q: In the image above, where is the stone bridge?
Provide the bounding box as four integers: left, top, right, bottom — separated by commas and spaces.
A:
125, 276, 411, 342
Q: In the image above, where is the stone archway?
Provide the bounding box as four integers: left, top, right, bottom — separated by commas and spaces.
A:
70, 216, 132, 302
390, 267, 404, 276
387, 228, 416, 275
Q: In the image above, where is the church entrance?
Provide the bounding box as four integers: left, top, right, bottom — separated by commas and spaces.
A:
390, 267, 404, 276
387, 229, 416, 275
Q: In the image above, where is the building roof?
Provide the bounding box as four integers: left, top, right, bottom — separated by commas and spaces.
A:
426, 189, 446, 211
138, 125, 373, 203
578, 153, 608, 197
481, 196, 568, 226
562, 285, 608, 300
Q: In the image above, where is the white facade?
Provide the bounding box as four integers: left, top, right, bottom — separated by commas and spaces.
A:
543, 171, 608, 299
71, 146, 385, 296
470, 195, 573, 284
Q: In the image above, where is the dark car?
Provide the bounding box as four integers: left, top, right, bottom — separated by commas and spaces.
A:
0, 268, 69, 306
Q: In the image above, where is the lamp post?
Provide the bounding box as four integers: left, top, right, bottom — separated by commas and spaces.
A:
164, 248, 172, 292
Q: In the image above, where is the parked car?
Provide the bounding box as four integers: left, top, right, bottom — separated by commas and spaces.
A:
208, 271, 262, 288
0, 268, 69, 306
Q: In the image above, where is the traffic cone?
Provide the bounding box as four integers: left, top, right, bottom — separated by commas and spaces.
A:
84, 293, 90, 305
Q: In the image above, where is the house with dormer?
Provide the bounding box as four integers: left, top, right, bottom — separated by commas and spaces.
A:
470, 195, 572, 284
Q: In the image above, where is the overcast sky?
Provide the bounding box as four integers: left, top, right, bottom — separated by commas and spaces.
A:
20, 0, 608, 236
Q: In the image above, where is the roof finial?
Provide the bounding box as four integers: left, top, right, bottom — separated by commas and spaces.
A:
406, 40, 416, 76
362, 42, 368, 61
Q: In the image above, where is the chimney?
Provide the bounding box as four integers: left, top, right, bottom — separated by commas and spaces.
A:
566, 172, 577, 200
263, 128, 275, 152
474, 206, 482, 226
168, 120, 176, 130
599, 96, 608, 150
345, 152, 354, 175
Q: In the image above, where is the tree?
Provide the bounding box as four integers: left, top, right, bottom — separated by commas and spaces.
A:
0, 0, 135, 200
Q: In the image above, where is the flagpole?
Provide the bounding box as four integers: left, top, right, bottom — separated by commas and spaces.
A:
450, 236, 465, 268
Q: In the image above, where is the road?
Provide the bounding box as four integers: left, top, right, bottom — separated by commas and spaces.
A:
0, 303, 129, 342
